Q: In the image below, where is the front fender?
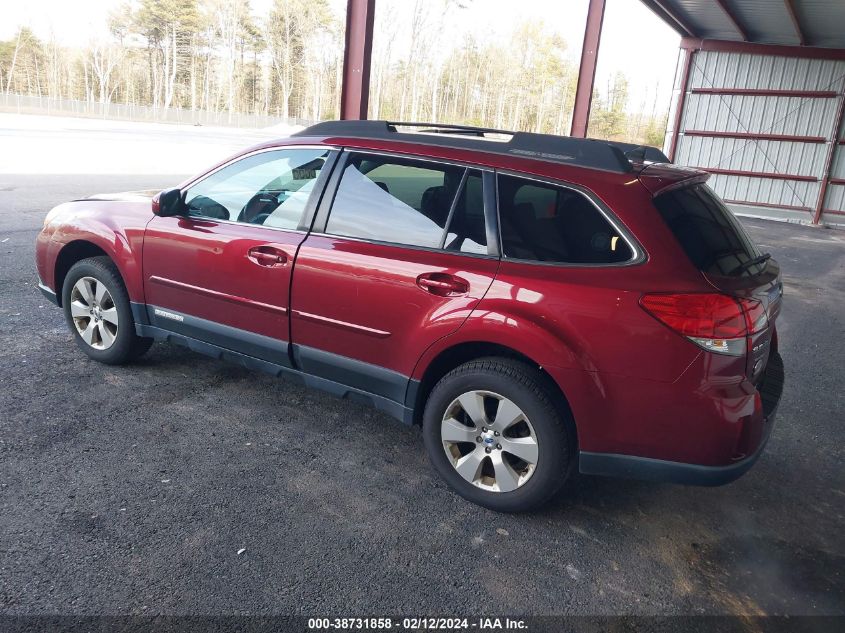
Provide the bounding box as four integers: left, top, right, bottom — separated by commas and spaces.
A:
46, 200, 151, 302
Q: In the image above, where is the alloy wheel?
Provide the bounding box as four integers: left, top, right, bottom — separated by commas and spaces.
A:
441, 390, 539, 493
69, 276, 119, 350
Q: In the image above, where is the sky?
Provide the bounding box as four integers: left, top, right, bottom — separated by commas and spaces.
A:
0, 0, 681, 114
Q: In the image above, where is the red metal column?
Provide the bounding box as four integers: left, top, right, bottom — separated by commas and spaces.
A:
340, 0, 376, 120
570, 0, 606, 138
813, 84, 845, 224
668, 48, 694, 162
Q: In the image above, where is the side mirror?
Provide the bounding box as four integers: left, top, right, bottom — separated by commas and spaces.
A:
152, 188, 185, 217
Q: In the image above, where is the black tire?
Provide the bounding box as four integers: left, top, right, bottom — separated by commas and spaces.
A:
62, 256, 153, 365
423, 358, 571, 512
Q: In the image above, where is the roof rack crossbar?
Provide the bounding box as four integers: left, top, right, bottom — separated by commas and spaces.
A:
293, 120, 669, 173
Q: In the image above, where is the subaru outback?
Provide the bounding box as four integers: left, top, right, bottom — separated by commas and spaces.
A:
35, 121, 784, 512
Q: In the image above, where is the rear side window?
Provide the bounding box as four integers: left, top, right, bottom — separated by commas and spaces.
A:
325, 153, 487, 253
497, 175, 633, 264
444, 171, 487, 255
653, 184, 762, 276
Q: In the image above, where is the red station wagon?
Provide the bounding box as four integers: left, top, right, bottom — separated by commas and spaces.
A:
35, 121, 784, 511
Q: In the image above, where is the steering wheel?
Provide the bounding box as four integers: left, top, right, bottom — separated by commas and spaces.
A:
240, 192, 281, 224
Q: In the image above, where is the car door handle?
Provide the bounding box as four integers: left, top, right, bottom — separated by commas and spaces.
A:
416, 272, 469, 297
247, 245, 288, 267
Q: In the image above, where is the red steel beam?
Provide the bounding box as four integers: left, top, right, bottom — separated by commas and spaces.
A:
784, 0, 806, 46
640, 0, 697, 38
668, 48, 694, 162
821, 209, 845, 216
684, 130, 826, 143
722, 199, 813, 213
570, 0, 606, 138
714, 0, 750, 41
339, 0, 376, 120
692, 87, 837, 98
681, 38, 845, 61
700, 167, 818, 182
814, 91, 845, 224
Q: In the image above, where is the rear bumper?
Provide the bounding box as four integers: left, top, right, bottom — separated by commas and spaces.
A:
579, 352, 784, 486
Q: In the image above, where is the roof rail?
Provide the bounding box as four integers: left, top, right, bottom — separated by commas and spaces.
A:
292, 120, 668, 174
388, 121, 514, 137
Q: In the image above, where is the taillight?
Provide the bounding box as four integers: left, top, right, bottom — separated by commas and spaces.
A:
639, 293, 767, 356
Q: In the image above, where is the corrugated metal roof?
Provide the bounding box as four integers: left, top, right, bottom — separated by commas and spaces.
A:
798, 0, 845, 48
641, 0, 845, 49
728, 1, 801, 45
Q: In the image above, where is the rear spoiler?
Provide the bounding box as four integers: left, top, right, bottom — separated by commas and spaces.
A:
638, 163, 710, 197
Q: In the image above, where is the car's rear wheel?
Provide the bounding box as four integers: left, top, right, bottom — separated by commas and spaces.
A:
62, 256, 153, 364
423, 358, 571, 512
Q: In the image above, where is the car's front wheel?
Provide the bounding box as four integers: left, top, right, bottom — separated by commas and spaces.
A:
62, 256, 153, 364
422, 358, 571, 512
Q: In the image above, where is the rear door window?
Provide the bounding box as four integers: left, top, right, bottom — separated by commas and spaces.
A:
444, 171, 487, 255
325, 153, 487, 253
497, 174, 633, 264
653, 184, 763, 276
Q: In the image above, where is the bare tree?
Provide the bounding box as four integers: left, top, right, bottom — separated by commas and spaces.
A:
3, 28, 24, 95
0, 0, 668, 146
88, 38, 122, 109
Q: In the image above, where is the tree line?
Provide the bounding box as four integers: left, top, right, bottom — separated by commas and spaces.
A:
0, 0, 667, 145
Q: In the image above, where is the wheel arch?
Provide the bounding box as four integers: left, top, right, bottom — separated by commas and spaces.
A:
409, 340, 578, 452
54, 240, 113, 306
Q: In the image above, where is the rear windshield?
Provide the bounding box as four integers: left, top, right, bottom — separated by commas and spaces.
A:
653, 184, 764, 277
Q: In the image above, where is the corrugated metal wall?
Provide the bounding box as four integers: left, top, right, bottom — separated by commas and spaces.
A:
664, 49, 845, 228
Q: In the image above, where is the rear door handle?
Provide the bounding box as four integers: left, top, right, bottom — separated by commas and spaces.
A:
416, 272, 469, 297
247, 245, 288, 267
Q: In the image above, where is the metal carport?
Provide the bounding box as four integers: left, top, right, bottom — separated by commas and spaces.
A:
642, 1, 845, 227
338, 0, 845, 227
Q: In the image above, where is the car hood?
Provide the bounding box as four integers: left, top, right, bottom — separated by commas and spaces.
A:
81, 190, 161, 202
43, 190, 159, 230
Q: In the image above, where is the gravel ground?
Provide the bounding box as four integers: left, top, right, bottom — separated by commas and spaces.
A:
0, 123, 843, 621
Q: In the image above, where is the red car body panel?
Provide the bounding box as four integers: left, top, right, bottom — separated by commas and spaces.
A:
35, 127, 784, 485
142, 216, 302, 343
38, 199, 151, 302
290, 235, 499, 377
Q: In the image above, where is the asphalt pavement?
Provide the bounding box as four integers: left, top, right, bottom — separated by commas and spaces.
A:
0, 126, 843, 620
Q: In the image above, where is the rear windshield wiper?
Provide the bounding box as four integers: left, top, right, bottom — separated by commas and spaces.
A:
729, 252, 771, 276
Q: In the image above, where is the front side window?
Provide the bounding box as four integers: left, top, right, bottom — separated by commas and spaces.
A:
184, 148, 331, 229
325, 153, 487, 253
497, 174, 633, 264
